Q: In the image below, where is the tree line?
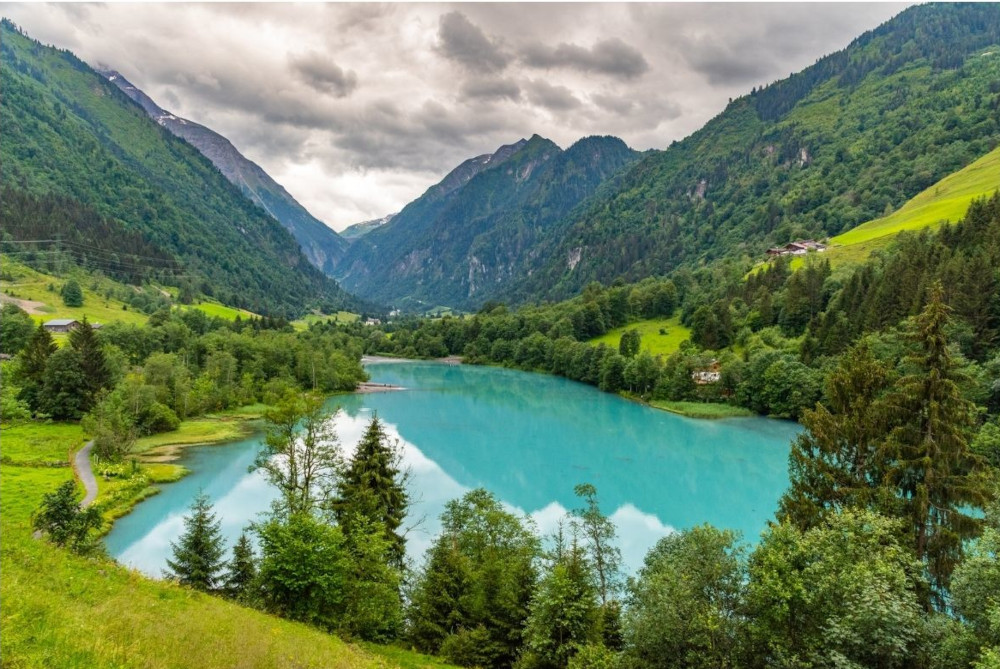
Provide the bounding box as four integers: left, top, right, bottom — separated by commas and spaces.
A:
1, 306, 367, 460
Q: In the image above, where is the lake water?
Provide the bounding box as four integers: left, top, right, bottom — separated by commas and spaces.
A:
105, 361, 801, 576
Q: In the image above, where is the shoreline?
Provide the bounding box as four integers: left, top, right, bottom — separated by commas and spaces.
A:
93, 371, 422, 534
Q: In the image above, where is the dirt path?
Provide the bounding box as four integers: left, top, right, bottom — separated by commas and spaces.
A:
73, 440, 98, 507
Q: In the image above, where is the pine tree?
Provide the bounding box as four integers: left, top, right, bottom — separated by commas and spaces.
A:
68, 316, 111, 406
16, 322, 56, 412
166, 492, 226, 591
333, 413, 408, 568
882, 282, 989, 599
223, 531, 257, 601
520, 526, 600, 669
778, 340, 894, 529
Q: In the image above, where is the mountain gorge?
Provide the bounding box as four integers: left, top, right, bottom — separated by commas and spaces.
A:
337, 134, 639, 309
99, 69, 349, 275
0, 20, 359, 317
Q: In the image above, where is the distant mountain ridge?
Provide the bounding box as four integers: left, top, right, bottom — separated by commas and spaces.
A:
0, 19, 360, 317
337, 134, 640, 309
98, 68, 348, 275
341, 213, 396, 241
503, 3, 1000, 303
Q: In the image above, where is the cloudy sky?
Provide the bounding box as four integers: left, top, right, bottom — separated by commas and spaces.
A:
3, 3, 909, 230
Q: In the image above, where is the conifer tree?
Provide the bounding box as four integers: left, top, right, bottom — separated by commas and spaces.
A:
520, 525, 600, 669
778, 340, 894, 529
16, 321, 57, 411
333, 413, 408, 568
69, 316, 111, 406
223, 531, 257, 601
881, 282, 989, 597
166, 492, 226, 592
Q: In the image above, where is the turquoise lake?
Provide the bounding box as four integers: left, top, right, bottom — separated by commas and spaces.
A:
105, 361, 801, 575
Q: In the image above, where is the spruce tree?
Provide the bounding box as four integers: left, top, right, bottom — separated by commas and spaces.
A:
68, 316, 111, 406
520, 527, 600, 669
223, 531, 257, 600
882, 282, 988, 598
16, 322, 57, 412
778, 340, 894, 529
333, 413, 408, 568
166, 492, 226, 592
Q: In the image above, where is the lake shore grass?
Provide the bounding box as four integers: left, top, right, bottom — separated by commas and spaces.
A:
649, 400, 754, 419
1, 421, 453, 669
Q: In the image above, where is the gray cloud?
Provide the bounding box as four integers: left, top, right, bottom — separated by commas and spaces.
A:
0, 2, 911, 228
460, 77, 521, 102
521, 38, 649, 79
524, 80, 581, 111
436, 11, 510, 73
290, 51, 358, 97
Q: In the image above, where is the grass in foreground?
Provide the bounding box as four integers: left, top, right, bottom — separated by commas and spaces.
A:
0, 423, 451, 669
649, 400, 754, 419
590, 315, 692, 357
0, 421, 86, 465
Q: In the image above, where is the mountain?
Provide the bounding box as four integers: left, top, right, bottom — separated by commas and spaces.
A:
0, 20, 360, 317
341, 214, 396, 241
503, 3, 1000, 303
337, 134, 639, 310
98, 69, 349, 275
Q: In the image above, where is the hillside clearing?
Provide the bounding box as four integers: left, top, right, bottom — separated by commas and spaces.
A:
589, 316, 692, 357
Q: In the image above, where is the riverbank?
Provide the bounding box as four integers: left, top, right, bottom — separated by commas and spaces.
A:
648, 399, 755, 419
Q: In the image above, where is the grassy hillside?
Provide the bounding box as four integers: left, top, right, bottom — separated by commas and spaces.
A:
821, 145, 1000, 265
589, 315, 691, 357
0, 257, 151, 327
511, 4, 1000, 303
0, 20, 359, 318
0, 422, 450, 669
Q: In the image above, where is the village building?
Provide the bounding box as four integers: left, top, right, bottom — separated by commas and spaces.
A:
766, 239, 828, 258
691, 359, 722, 385
43, 318, 79, 333
42, 319, 103, 333
364, 317, 382, 326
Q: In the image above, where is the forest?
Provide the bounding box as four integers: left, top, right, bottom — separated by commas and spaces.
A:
16, 194, 999, 669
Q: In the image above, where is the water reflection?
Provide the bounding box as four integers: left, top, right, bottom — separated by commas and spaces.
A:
106, 361, 800, 576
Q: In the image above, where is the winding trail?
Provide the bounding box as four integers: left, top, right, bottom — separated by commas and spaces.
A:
73, 440, 98, 508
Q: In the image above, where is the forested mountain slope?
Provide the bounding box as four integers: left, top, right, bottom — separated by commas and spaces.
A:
99, 69, 350, 275
338, 134, 639, 310
0, 20, 360, 318
506, 3, 1000, 302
